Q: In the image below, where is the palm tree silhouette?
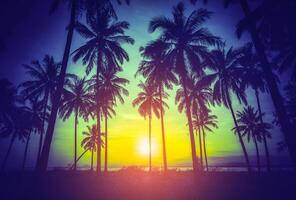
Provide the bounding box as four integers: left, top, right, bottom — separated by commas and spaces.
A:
133, 81, 167, 172
148, 2, 221, 172
81, 125, 99, 171
193, 109, 218, 172
1, 107, 32, 171
222, 0, 296, 165
175, 74, 213, 171
72, 10, 133, 174
19, 55, 60, 165
208, 44, 251, 172
137, 39, 178, 172
235, 106, 272, 173
59, 75, 93, 171
240, 44, 272, 172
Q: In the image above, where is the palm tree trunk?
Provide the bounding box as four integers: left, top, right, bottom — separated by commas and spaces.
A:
149, 114, 152, 172
91, 149, 94, 171
70, 149, 88, 170
37, 1, 77, 172
255, 89, 271, 172
198, 125, 203, 172
22, 132, 31, 172
74, 109, 78, 171
226, 93, 251, 172
1, 133, 16, 172
181, 79, 198, 173
104, 112, 108, 173
239, 0, 296, 165
201, 127, 209, 172
36, 90, 49, 167
253, 136, 261, 174
159, 88, 168, 172
96, 51, 102, 175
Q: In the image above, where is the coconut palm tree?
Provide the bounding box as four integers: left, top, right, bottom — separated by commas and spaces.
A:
207, 44, 251, 172
137, 39, 178, 172
19, 55, 60, 164
235, 106, 272, 173
21, 97, 44, 172
81, 125, 99, 171
132, 81, 168, 172
175, 74, 213, 171
1, 107, 32, 171
193, 109, 218, 172
72, 10, 133, 174
148, 2, 221, 172
240, 44, 272, 172
221, 0, 296, 165
59, 75, 93, 171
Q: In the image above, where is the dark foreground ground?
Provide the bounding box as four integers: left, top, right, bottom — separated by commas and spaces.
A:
0, 169, 295, 200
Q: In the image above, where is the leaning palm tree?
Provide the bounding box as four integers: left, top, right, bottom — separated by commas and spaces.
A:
235, 106, 272, 173
148, 2, 221, 172
81, 125, 99, 171
72, 10, 134, 174
59, 75, 92, 171
208, 44, 251, 172
132, 81, 168, 172
193, 109, 218, 172
240, 44, 272, 172
137, 39, 178, 172
19, 55, 60, 164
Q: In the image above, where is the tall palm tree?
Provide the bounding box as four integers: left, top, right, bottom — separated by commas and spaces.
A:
19, 55, 60, 165
81, 125, 99, 171
148, 2, 221, 172
97, 69, 128, 173
132, 81, 168, 172
1, 107, 32, 171
59, 75, 92, 171
240, 44, 272, 172
208, 44, 251, 172
21, 98, 43, 172
73, 10, 133, 174
222, 0, 296, 165
193, 109, 218, 172
175, 74, 213, 171
235, 106, 272, 173
137, 39, 178, 172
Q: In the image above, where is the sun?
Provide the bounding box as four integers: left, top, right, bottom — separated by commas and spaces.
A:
138, 138, 156, 156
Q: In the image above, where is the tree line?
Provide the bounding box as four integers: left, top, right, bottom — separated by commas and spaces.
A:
0, 0, 295, 175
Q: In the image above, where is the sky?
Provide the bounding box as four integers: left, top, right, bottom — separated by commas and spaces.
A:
0, 0, 292, 170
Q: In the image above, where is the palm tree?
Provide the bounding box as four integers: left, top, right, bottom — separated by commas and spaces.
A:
148, 2, 221, 172
72, 10, 133, 174
222, 0, 296, 165
21, 98, 43, 172
240, 44, 272, 172
19, 55, 60, 165
175, 74, 213, 171
97, 69, 128, 173
235, 106, 272, 173
193, 109, 218, 172
137, 39, 178, 172
1, 107, 32, 171
132, 81, 168, 172
81, 125, 99, 171
208, 44, 251, 172
59, 75, 92, 171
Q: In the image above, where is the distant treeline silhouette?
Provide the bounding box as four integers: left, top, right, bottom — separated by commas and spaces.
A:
0, 0, 295, 175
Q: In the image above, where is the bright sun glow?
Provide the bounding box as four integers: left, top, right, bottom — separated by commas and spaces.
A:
138, 138, 156, 156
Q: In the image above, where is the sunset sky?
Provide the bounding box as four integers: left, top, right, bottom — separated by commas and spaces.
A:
0, 0, 291, 170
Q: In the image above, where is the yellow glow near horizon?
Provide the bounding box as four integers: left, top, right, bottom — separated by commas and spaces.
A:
138, 137, 157, 156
